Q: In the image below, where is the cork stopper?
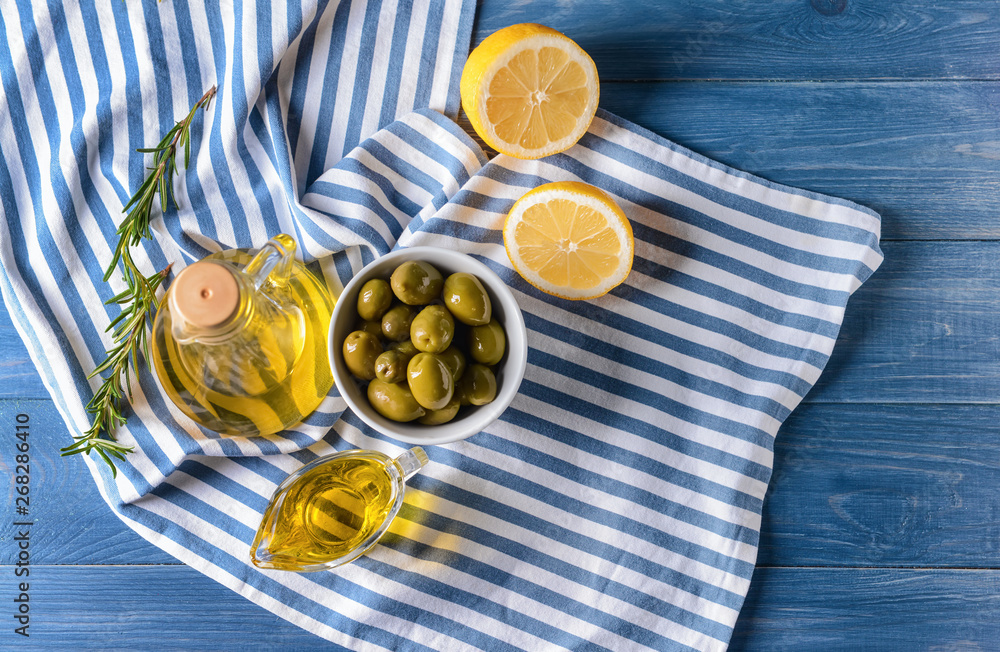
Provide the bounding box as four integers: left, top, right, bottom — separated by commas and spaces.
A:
170, 261, 240, 329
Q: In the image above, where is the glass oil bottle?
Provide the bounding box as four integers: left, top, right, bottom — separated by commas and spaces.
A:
151, 234, 334, 436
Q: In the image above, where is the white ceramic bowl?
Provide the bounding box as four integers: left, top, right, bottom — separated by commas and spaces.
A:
329, 247, 527, 445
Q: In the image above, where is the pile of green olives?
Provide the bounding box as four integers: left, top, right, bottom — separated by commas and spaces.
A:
341, 260, 507, 424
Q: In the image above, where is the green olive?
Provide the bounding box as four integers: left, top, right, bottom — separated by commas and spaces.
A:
418, 395, 461, 425
457, 364, 497, 406
410, 305, 455, 353
357, 278, 392, 321
381, 304, 417, 342
388, 339, 419, 364
374, 350, 407, 383
342, 330, 382, 381
443, 273, 492, 326
406, 352, 454, 410
367, 379, 426, 422
437, 345, 467, 381
390, 261, 443, 305
357, 319, 384, 340
469, 318, 506, 366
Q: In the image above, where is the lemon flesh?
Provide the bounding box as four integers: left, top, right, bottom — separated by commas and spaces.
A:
504, 182, 633, 300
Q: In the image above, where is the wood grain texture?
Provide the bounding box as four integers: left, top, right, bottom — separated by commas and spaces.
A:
731, 567, 1000, 651
596, 81, 1000, 240
0, 304, 46, 398
475, 0, 1000, 81
760, 403, 1000, 567
0, 400, 174, 565
0, 565, 338, 650
812, 241, 1000, 404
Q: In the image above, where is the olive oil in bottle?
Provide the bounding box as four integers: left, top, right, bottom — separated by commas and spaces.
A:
251, 448, 428, 571
151, 235, 334, 436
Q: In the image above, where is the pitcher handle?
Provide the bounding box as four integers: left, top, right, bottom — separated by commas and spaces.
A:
243, 234, 296, 289
394, 447, 429, 481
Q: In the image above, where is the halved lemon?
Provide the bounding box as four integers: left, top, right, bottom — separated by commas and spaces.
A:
504, 181, 633, 300
460, 23, 599, 160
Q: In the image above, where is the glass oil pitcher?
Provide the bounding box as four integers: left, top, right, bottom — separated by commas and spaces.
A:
151, 234, 334, 436
251, 447, 428, 571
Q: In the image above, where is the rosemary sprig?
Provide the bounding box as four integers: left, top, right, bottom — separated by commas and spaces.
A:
62, 85, 217, 476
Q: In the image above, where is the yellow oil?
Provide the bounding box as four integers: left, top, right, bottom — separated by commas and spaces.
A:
254, 455, 397, 570
151, 248, 334, 436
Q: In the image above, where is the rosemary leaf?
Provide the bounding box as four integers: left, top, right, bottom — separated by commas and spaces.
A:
159, 172, 168, 212
63, 84, 218, 476
122, 171, 157, 213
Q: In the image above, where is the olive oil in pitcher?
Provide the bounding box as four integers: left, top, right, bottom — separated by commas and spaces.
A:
151, 234, 334, 436
251, 447, 429, 571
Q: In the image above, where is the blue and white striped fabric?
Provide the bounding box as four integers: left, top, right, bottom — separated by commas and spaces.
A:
0, 1, 882, 650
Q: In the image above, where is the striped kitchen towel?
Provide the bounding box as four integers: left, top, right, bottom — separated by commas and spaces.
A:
0, 1, 882, 650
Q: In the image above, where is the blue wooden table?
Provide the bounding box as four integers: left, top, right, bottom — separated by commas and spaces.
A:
3, 0, 1000, 649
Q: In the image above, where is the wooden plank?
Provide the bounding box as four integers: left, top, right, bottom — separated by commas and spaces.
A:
811, 241, 1000, 403
760, 403, 1000, 568
0, 399, 175, 565
731, 567, 1000, 650
0, 302, 47, 399
474, 0, 1000, 81
596, 81, 1000, 240
0, 565, 338, 649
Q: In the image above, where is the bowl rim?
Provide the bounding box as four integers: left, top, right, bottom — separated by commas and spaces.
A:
328, 246, 527, 445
